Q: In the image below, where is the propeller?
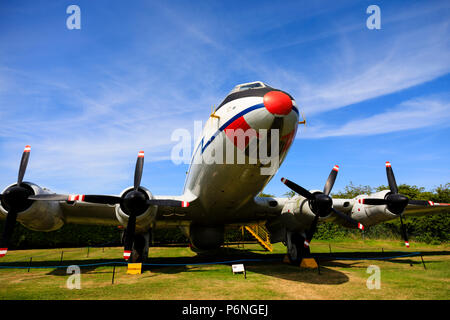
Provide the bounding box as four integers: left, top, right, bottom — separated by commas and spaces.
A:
30, 150, 189, 261
281, 165, 364, 248
360, 162, 420, 248
0, 145, 34, 257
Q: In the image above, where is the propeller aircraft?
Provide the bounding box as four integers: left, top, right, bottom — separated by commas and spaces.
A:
1, 81, 448, 263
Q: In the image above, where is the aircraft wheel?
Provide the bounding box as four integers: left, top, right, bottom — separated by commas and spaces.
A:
287, 232, 310, 264
129, 232, 150, 263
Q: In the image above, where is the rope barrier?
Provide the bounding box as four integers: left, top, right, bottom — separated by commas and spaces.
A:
0, 261, 124, 269
0, 258, 281, 269
0, 253, 424, 269
315, 252, 422, 261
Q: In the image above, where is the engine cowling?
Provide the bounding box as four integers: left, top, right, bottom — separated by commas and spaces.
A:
115, 186, 158, 233
351, 190, 397, 226
280, 190, 335, 230
0, 182, 64, 232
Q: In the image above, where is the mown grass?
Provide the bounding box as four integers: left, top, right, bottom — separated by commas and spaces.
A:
0, 240, 448, 300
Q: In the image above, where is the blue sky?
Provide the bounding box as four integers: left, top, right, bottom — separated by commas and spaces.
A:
0, 0, 449, 197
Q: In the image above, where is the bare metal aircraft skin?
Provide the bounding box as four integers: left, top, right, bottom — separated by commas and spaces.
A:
0, 81, 448, 261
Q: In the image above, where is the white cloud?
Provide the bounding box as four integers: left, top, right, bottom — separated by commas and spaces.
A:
0, 63, 213, 193
254, 17, 450, 117
300, 95, 450, 138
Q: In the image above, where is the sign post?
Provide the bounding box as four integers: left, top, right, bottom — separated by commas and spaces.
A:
231, 264, 246, 279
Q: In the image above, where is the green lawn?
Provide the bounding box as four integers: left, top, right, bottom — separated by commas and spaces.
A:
0, 240, 448, 300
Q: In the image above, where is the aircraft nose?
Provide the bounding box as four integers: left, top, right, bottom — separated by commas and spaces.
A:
263, 91, 293, 116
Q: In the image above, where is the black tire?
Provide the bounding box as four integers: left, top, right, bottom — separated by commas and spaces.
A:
130, 233, 148, 263
289, 233, 311, 264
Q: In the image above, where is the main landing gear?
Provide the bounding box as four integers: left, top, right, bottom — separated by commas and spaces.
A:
286, 231, 311, 264
122, 230, 150, 263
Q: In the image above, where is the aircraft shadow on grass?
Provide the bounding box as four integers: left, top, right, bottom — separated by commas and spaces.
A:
313, 251, 447, 269
2, 247, 448, 285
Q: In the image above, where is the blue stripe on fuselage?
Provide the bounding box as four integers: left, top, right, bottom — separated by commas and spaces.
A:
193, 102, 299, 157
194, 103, 264, 156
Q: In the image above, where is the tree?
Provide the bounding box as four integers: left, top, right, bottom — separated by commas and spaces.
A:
283, 190, 296, 198
258, 192, 275, 197
332, 181, 373, 199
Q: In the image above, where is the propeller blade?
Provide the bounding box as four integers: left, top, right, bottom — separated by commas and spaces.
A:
0, 209, 18, 257
323, 165, 339, 196
362, 198, 389, 205
385, 162, 398, 194
399, 215, 410, 248
147, 199, 189, 207
17, 145, 31, 185
281, 178, 314, 200
304, 214, 319, 248
331, 208, 364, 230
134, 151, 144, 191
123, 213, 136, 261
408, 200, 431, 206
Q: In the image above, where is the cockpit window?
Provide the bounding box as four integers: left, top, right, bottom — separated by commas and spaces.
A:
240, 83, 262, 90
215, 81, 274, 112
228, 81, 267, 95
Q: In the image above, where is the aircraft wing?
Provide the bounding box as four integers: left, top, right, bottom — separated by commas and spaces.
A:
57, 194, 199, 227
59, 201, 118, 226
332, 198, 450, 216
402, 201, 450, 217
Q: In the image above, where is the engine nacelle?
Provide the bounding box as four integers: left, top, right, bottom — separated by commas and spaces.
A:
280, 190, 335, 231
351, 190, 397, 226
115, 186, 158, 233
0, 182, 64, 232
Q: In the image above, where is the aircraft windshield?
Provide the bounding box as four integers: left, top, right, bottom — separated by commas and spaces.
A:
240, 83, 262, 90
228, 81, 266, 95
215, 81, 272, 112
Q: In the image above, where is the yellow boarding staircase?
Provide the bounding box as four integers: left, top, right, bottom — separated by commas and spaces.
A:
243, 225, 273, 252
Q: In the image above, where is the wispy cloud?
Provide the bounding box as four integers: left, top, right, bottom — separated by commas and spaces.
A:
0, 63, 213, 193
300, 95, 450, 138
263, 20, 450, 116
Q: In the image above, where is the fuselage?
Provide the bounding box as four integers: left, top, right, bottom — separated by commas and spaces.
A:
183, 82, 299, 223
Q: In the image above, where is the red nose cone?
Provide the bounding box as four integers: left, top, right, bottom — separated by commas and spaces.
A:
263, 91, 293, 116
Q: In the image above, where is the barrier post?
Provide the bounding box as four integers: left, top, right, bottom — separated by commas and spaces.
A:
27, 257, 32, 272
112, 265, 116, 284
420, 255, 427, 270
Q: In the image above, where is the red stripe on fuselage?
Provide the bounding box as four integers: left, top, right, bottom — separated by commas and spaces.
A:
224, 116, 258, 150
